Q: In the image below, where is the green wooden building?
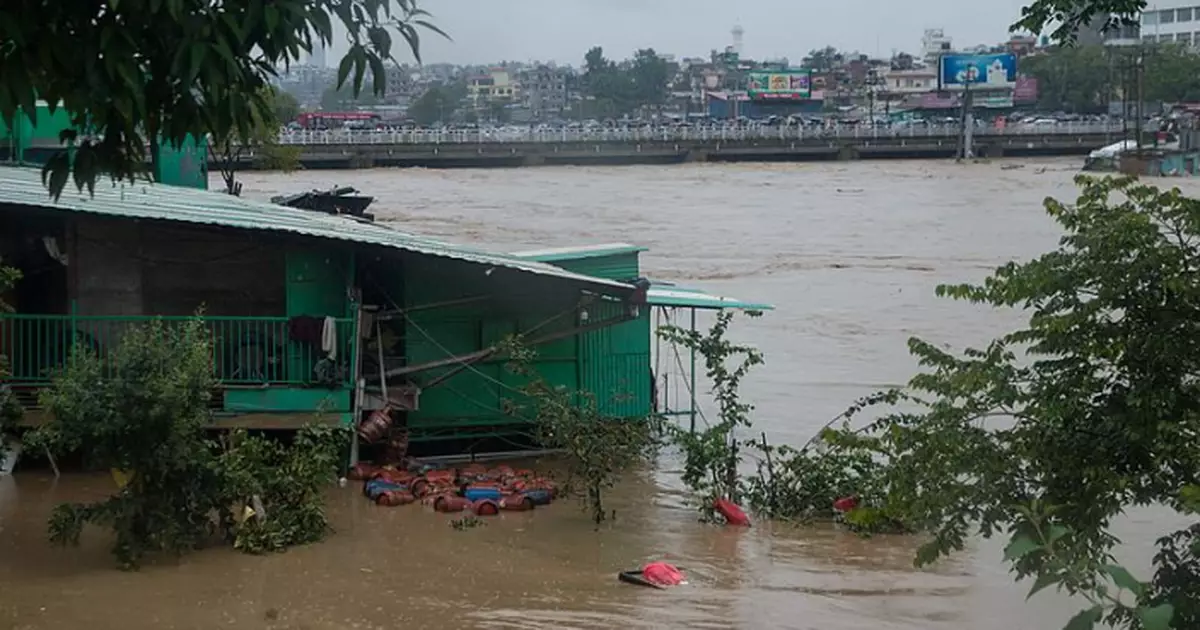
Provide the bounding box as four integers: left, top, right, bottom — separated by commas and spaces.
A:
0, 105, 771, 456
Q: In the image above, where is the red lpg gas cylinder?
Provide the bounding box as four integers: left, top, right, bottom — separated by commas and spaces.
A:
499, 494, 535, 512
376, 490, 415, 507
713, 498, 752, 527
472, 499, 500, 516
434, 495, 472, 513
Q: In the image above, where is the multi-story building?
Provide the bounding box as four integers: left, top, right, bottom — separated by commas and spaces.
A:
518, 65, 572, 116
921, 28, 953, 66
467, 69, 518, 108
881, 67, 939, 95
1138, 1, 1200, 46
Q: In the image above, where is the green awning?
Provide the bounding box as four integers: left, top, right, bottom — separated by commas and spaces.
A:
645, 281, 773, 311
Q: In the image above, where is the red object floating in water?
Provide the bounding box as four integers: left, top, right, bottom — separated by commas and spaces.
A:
833, 496, 859, 512
499, 494, 535, 511
641, 562, 686, 586
472, 499, 500, 516
376, 490, 415, 507
713, 498, 751, 527
434, 496, 471, 513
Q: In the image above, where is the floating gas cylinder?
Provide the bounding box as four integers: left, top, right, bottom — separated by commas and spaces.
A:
434, 495, 471, 513
472, 499, 500, 516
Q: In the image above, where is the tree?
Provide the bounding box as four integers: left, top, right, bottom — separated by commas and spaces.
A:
271, 89, 302, 125
0, 263, 21, 460
629, 49, 670, 110
406, 85, 460, 126
29, 318, 349, 568
207, 86, 301, 196
501, 339, 659, 528
1143, 43, 1200, 103
0, 0, 447, 199
658, 311, 763, 519
1020, 45, 1111, 113
584, 46, 614, 81
32, 319, 221, 569
1015, 0, 1143, 44
804, 46, 842, 72
756, 176, 1200, 629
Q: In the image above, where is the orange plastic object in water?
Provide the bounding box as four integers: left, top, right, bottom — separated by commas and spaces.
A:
641, 562, 686, 586
713, 498, 751, 527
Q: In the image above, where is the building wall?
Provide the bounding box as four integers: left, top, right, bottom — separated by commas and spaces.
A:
882, 69, 938, 94
402, 250, 651, 434
1139, 1, 1200, 45
71, 217, 286, 317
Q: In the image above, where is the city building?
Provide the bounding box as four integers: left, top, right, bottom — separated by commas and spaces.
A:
881, 67, 938, 94
518, 65, 572, 116
1138, 1, 1200, 45
921, 28, 953, 66
467, 69, 518, 108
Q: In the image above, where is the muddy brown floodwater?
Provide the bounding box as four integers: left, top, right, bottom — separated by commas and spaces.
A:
3, 159, 1198, 629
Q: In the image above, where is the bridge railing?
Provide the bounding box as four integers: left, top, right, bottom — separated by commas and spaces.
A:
276, 123, 1127, 146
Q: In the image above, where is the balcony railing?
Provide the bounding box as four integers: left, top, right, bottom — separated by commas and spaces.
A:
0, 314, 355, 387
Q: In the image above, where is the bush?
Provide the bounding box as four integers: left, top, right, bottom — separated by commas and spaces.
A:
217, 425, 348, 554
31, 317, 349, 568
501, 338, 659, 527
33, 318, 221, 568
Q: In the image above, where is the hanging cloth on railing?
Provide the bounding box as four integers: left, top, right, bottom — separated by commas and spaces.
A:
321, 316, 337, 361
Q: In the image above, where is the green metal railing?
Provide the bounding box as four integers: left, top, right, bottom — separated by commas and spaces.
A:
0, 313, 355, 387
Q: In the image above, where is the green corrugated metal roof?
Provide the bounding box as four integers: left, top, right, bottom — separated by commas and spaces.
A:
0, 166, 631, 293
646, 281, 773, 311
511, 242, 647, 262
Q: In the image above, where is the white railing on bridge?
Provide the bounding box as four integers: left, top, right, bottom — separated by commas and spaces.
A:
276, 123, 1127, 146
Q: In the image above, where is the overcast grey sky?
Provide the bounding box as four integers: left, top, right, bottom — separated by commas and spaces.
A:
391, 0, 1038, 66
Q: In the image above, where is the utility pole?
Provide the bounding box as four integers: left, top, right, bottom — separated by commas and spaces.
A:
867, 68, 877, 123
957, 65, 977, 160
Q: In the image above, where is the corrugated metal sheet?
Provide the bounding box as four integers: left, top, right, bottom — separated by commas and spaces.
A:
646, 281, 774, 311
579, 301, 651, 418
513, 243, 642, 282
0, 166, 631, 294
511, 242, 647, 262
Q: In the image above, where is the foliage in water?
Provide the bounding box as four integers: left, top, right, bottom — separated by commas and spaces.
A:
657, 310, 762, 519
0, 261, 23, 457
30, 317, 348, 568
32, 318, 221, 569
664, 176, 1200, 628
216, 425, 348, 554
449, 515, 485, 531
780, 176, 1200, 629
500, 337, 660, 528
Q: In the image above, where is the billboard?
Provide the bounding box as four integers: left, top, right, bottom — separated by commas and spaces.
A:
938, 53, 1017, 91
747, 70, 812, 100
1013, 76, 1039, 103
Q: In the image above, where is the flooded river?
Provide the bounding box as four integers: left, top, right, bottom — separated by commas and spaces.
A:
3, 159, 1197, 629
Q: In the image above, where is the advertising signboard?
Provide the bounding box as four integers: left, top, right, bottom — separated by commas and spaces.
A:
1014, 76, 1039, 103
938, 53, 1017, 91
747, 70, 812, 100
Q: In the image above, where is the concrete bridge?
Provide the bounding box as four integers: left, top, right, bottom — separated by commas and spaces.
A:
231, 124, 1128, 170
